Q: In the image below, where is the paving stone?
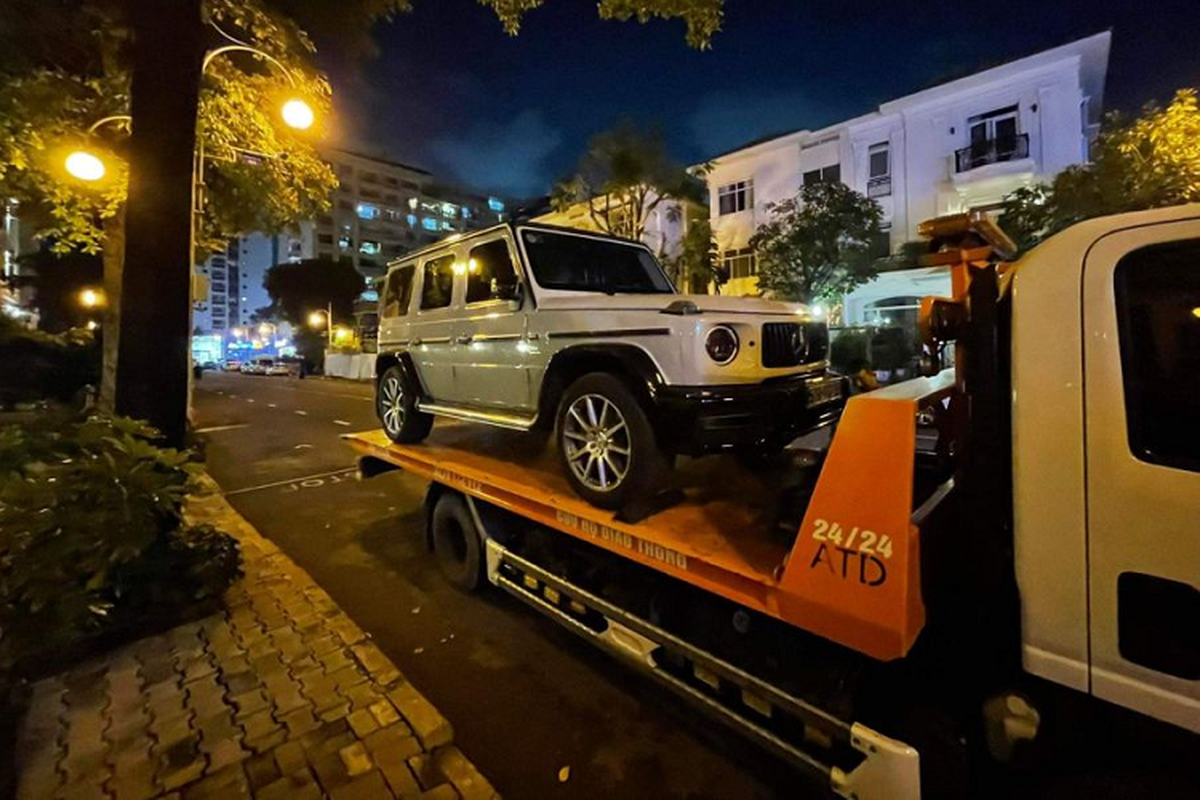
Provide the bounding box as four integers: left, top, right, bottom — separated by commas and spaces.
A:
158, 738, 207, 792
185, 679, 229, 722
309, 635, 342, 658
319, 702, 353, 724
387, 683, 453, 750
372, 737, 424, 797
245, 638, 275, 660
309, 752, 352, 792
140, 657, 177, 687
243, 751, 281, 791
273, 741, 308, 777
180, 763, 250, 800
432, 747, 498, 800
61, 713, 108, 787
367, 699, 403, 729
419, 785, 461, 800
330, 770, 393, 800
230, 689, 269, 718
257, 768, 323, 800
329, 665, 368, 695
338, 741, 374, 778
340, 683, 384, 713
319, 648, 354, 675
298, 719, 353, 757
56, 777, 110, 800
406, 754, 440, 791
266, 680, 310, 716
238, 709, 281, 744
150, 717, 194, 755
329, 617, 366, 647
243, 727, 288, 756
279, 707, 320, 739
346, 708, 379, 740
202, 738, 247, 775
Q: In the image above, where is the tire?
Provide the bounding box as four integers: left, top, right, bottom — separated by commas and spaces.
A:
430, 493, 483, 592
555, 372, 669, 510
377, 365, 433, 443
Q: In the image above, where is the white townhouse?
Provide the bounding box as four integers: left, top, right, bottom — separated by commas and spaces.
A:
703, 31, 1112, 320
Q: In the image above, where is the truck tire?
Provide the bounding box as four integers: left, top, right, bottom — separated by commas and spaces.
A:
431, 493, 484, 592
555, 372, 669, 511
377, 365, 432, 443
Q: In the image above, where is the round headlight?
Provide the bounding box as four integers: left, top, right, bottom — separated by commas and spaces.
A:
705, 325, 739, 364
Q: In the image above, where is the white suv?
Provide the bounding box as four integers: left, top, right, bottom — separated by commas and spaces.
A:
375, 223, 845, 510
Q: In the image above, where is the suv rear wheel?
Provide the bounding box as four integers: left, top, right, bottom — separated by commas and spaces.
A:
556, 373, 668, 510
377, 365, 433, 443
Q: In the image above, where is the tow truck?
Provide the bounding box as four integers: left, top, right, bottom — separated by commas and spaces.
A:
345, 205, 1200, 799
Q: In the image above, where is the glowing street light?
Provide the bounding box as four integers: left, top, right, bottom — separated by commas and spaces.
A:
78, 288, 104, 308
281, 98, 314, 130
308, 304, 334, 348
65, 151, 107, 182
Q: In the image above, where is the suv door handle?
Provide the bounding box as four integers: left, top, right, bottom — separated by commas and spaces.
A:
455, 334, 474, 345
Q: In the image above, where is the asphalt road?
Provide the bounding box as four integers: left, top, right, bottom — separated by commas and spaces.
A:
193, 370, 804, 800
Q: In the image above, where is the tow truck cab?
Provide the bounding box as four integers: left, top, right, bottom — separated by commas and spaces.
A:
1007, 204, 1200, 731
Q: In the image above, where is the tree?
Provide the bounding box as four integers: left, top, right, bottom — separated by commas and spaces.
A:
552, 123, 706, 248
263, 256, 364, 370
749, 181, 884, 304
666, 215, 722, 294
1000, 88, 1200, 252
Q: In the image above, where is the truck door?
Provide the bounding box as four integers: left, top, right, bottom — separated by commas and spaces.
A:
1082, 219, 1200, 734
452, 233, 534, 412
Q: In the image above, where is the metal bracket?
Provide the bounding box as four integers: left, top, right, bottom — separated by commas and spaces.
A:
830, 723, 921, 800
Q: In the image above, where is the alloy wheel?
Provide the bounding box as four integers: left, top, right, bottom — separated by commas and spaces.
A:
381, 375, 405, 434
562, 393, 632, 492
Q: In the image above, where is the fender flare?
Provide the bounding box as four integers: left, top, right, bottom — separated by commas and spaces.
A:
538, 343, 667, 425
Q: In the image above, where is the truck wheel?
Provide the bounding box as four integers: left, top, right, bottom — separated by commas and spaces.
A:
377, 365, 432, 443
431, 493, 484, 592
556, 373, 668, 511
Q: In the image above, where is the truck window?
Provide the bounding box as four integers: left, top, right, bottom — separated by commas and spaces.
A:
420, 254, 455, 310
383, 265, 415, 317
465, 239, 520, 304
1114, 239, 1200, 472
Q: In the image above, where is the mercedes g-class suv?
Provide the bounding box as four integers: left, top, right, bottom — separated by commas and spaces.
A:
374, 223, 845, 510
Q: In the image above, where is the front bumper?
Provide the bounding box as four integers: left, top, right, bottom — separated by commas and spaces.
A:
654, 372, 847, 455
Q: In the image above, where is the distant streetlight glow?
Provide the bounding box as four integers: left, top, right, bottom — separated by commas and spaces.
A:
79, 288, 103, 308
1192, 306, 1200, 319
65, 151, 106, 182
281, 98, 314, 130
308, 311, 327, 328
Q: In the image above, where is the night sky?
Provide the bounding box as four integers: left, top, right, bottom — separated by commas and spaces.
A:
322, 0, 1200, 198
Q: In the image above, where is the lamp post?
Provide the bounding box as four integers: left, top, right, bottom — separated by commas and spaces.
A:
308, 303, 334, 348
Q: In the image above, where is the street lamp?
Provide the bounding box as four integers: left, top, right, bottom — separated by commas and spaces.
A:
65, 151, 107, 182
78, 287, 104, 309
308, 304, 333, 348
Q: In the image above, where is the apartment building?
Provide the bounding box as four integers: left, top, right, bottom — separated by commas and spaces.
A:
704, 32, 1111, 314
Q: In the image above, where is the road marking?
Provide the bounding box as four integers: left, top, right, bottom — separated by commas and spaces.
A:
247, 399, 256, 403
295, 410, 308, 416
333, 419, 352, 426
223, 466, 357, 497
268, 403, 277, 408
284, 386, 373, 402
194, 423, 250, 434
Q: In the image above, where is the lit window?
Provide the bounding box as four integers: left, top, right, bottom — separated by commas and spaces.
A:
408, 197, 419, 210
357, 203, 381, 220
868, 143, 889, 179
442, 202, 458, 217
462, 207, 472, 219
488, 197, 505, 212
421, 217, 439, 232
360, 241, 381, 255
717, 181, 752, 215
440, 220, 453, 231
406, 214, 417, 227
338, 235, 352, 250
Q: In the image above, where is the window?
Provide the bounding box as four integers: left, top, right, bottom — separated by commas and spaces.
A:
721, 248, 756, 280
521, 230, 673, 294
441, 202, 459, 217
318, 233, 334, 245
338, 235, 352, 250
868, 143, 889, 179
406, 214, 417, 227
717, 181, 752, 215
1114, 239, 1200, 472
803, 164, 841, 187
421, 217, 439, 232
488, 197, 505, 213
465, 239, 520, 304
356, 203, 381, 220
338, 199, 353, 211
360, 240, 381, 255
382, 265, 415, 317
420, 254, 455, 310
969, 105, 1019, 147
870, 225, 892, 259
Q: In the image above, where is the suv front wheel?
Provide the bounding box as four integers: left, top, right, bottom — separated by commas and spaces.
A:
556, 373, 668, 510
377, 365, 433, 443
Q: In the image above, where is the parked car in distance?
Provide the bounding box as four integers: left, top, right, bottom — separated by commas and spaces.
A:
374, 222, 846, 510
222, 359, 243, 371
241, 356, 290, 376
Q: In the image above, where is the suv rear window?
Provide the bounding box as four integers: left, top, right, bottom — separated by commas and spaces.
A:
1114, 238, 1200, 472
421, 254, 455, 310
521, 230, 672, 294
383, 265, 415, 317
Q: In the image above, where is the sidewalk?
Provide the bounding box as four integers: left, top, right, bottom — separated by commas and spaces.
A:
13, 475, 499, 800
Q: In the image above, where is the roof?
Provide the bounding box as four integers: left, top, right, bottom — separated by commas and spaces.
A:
705, 30, 1112, 164
381, 221, 648, 270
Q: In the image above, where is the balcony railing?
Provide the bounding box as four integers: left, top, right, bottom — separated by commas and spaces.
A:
867, 175, 892, 198
955, 133, 1030, 173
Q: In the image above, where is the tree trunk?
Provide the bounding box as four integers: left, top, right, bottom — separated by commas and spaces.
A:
98, 209, 125, 412
115, 0, 204, 446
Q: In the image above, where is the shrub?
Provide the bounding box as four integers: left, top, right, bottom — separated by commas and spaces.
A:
0, 412, 241, 675
869, 326, 918, 372
830, 329, 870, 374
0, 316, 99, 408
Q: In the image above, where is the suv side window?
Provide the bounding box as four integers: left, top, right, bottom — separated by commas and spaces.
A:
382, 265, 415, 317
465, 239, 520, 304
1114, 238, 1200, 472
420, 254, 456, 311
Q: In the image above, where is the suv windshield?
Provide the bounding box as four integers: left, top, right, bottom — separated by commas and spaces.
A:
521, 229, 673, 294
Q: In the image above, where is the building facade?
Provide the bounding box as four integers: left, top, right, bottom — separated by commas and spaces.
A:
532, 193, 696, 261
704, 32, 1111, 307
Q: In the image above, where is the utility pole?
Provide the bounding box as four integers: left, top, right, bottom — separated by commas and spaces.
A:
115, 0, 205, 445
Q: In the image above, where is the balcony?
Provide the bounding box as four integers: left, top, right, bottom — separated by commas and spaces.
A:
955, 134, 1029, 173
867, 175, 892, 198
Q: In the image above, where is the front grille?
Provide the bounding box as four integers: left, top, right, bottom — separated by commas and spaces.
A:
761, 322, 828, 368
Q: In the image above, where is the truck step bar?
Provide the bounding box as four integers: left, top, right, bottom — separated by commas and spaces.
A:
467, 495, 921, 800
